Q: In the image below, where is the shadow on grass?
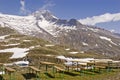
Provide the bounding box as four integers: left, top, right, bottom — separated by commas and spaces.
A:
22, 73, 39, 79
0, 75, 4, 80
63, 71, 79, 76
44, 73, 55, 78
79, 71, 96, 75
78, 69, 105, 75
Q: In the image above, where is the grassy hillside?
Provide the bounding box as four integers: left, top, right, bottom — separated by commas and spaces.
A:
0, 27, 108, 63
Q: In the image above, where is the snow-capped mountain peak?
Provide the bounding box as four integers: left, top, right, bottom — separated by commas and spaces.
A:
32, 10, 58, 22
0, 10, 78, 38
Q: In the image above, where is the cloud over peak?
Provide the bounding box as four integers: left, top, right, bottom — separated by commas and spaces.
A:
40, 0, 55, 10
20, 0, 30, 15
79, 13, 120, 25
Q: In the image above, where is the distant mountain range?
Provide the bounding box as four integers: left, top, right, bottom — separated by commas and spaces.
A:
0, 10, 120, 57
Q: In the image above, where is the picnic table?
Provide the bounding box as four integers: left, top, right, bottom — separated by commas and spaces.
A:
89, 59, 114, 72
53, 66, 65, 79
69, 59, 87, 71
40, 61, 55, 73
29, 66, 41, 79
5, 67, 16, 80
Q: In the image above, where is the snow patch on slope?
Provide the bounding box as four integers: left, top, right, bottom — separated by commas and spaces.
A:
69, 52, 79, 54
45, 44, 55, 47
3, 43, 20, 46
23, 40, 31, 42
87, 27, 99, 32
65, 48, 70, 51
0, 48, 29, 58
82, 42, 88, 46
38, 19, 77, 37
0, 35, 9, 40
0, 11, 78, 37
99, 36, 117, 45
38, 19, 57, 35
0, 14, 43, 35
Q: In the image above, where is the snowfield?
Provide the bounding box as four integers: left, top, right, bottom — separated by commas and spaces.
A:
0, 35, 9, 40
0, 11, 77, 37
0, 48, 29, 58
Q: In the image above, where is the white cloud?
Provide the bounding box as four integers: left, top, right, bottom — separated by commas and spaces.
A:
110, 29, 115, 33
79, 13, 120, 25
40, 1, 55, 10
20, 0, 30, 15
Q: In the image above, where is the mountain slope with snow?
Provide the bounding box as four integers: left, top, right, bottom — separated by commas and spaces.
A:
0, 10, 120, 57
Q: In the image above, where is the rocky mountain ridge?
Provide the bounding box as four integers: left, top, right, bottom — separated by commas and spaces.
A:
0, 10, 120, 57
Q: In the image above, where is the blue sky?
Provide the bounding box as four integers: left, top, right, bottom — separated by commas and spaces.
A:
0, 0, 120, 33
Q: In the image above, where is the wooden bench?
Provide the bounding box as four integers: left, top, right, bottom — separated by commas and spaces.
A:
65, 65, 80, 71
54, 66, 65, 72
5, 67, 16, 73
29, 66, 41, 79
95, 66, 106, 69
40, 61, 55, 71
29, 66, 41, 73
108, 66, 120, 69
94, 66, 106, 72
53, 66, 65, 78
5, 67, 16, 80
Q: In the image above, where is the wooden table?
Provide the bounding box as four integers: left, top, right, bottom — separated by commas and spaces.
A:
69, 59, 87, 71
29, 66, 41, 79
89, 59, 113, 72
40, 61, 55, 72
87, 62, 95, 68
